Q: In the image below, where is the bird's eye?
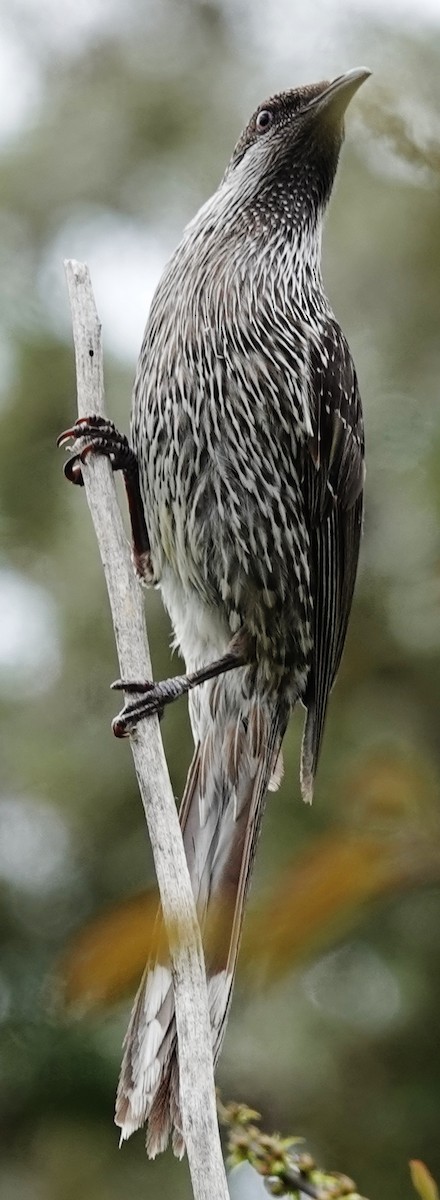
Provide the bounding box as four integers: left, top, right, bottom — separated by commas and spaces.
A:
256, 108, 274, 133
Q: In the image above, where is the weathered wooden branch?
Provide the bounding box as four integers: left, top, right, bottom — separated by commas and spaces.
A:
63, 258, 229, 1200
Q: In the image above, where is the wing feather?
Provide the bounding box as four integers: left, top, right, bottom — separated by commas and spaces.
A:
301, 322, 364, 799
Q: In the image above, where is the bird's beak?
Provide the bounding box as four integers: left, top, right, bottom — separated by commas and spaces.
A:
308, 67, 371, 119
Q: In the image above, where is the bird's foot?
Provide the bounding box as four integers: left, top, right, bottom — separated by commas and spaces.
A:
111, 677, 181, 737
110, 651, 244, 738
58, 413, 153, 584
57, 415, 136, 485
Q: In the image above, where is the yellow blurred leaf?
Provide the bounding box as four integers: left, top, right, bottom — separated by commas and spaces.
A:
57, 889, 162, 1011
56, 820, 440, 1011
241, 834, 390, 982
410, 1160, 439, 1200
241, 828, 440, 983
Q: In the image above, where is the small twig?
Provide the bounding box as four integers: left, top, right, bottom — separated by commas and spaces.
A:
279, 1169, 321, 1199
63, 259, 229, 1200
220, 1101, 367, 1198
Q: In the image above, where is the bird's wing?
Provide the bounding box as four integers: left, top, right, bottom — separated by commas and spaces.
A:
300, 320, 365, 801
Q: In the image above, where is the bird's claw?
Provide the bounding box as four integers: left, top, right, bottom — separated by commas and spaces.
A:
111, 678, 156, 694
57, 415, 135, 485
112, 684, 165, 738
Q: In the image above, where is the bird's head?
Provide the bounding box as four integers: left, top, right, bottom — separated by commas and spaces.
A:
224, 68, 371, 221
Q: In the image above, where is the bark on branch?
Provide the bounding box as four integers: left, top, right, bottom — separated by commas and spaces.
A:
63, 258, 229, 1200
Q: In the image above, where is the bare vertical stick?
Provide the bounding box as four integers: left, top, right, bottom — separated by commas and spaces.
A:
63, 258, 229, 1200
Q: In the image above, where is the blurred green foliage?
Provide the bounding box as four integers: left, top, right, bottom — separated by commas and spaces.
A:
1, 3, 440, 1198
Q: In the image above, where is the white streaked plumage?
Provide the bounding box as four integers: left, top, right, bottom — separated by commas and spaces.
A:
116, 74, 366, 1155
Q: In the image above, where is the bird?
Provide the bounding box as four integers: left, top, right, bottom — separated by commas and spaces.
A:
59, 66, 368, 1158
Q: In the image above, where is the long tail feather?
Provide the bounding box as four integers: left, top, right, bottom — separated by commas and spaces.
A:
115, 686, 287, 1156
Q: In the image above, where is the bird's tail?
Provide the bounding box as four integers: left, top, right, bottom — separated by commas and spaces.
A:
115, 682, 287, 1157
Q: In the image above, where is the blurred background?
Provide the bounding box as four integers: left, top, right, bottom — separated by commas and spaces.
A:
1, 1, 440, 1197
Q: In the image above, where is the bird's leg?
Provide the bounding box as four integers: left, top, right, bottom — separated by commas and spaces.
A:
57, 416, 152, 578
111, 650, 245, 738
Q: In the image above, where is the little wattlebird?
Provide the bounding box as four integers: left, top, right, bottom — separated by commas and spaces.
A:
59, 67, 369, 1156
